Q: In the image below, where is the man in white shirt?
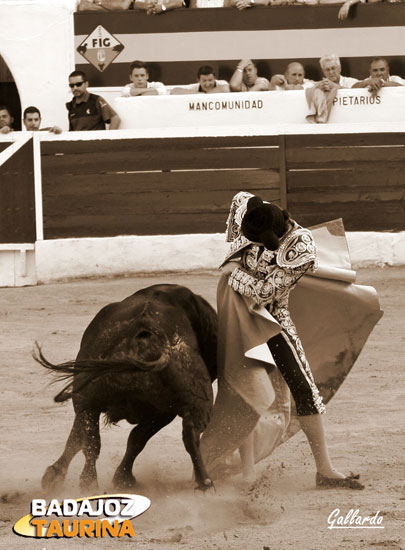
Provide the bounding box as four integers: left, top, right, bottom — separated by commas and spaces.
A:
121, 61, 167, 97
352, 57, 404, 96
319, 54, 358, 89
230, 59, 270, 92
269, 62, 314, 91
170, 65, 230, 95
23, 106, 62, 134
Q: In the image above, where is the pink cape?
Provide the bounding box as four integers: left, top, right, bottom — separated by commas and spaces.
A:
200, 220, 383, 475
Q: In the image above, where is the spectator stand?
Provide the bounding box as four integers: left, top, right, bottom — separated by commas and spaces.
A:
74, 4, 405, 88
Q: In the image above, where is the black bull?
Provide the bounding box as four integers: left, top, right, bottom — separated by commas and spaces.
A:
34, 284, 218, 492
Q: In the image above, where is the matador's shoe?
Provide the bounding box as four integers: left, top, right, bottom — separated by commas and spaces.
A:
316, 472, 365, 490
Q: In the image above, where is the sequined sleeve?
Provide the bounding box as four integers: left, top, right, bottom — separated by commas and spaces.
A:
225, 191, 255, 242
276, 228, 318, 271
227, 227, 318, 307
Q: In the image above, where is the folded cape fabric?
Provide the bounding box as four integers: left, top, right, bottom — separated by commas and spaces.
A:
305, 86, 338, 124
200, 219, 383, 476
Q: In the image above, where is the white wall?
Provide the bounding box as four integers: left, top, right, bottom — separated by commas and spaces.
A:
113, 88, 405, 131
0, 0, 76, 131
34, 232, 405, 284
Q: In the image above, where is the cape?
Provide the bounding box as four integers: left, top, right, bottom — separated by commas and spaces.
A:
200, 218, 383, 477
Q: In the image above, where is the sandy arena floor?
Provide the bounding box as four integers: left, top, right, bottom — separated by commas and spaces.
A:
0, 267, 404, 550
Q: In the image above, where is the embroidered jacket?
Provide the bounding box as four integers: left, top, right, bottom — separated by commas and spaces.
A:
223, 192, 318, 309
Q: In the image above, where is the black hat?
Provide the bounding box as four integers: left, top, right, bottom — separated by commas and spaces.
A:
241, 196, 289, 250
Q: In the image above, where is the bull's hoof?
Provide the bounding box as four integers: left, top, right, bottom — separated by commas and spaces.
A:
195, 478, 215, 493
41, 464, 66, 492
79, 475, 99, 493
112, 471, 137, 490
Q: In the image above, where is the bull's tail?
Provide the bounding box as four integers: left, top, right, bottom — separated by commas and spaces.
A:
33, 341, 171, 403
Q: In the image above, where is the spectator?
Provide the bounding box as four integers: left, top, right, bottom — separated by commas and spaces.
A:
23, 106, 62, 134
229, 59, 270, 92
66, 70, 120, 131
337, 0, 382, 20
170, 66, 230, 94
0, 106, 14, 134
269, 62, 314, 90
121, 61, 167, 97
189, 0, 230, 6
230, 0, 270, 9
143, 0, 187, 14
77, 0, 133, 11
189, 0, 268, 7
272, 0, 381, 20
319, 54, 358, 89
352, 57, 404, 96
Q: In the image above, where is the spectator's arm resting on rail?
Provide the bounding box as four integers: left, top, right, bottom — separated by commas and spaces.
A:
212, 82, 231, 93
41, 126, 63, 134
145, 0, 185, 14
268, 74, 287, 90
77, 0, 132, 10
170, 82, 230, 94
247, 78, 270, 91
123, 84, 159, 96
338, 0, 361, 20
338, 0, 385, 20
315, 79, 340, 92
352, 77, 403, 97
231, 0, 269, 10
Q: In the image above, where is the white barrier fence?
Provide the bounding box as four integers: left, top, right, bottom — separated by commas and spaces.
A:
111, 88, 405, 130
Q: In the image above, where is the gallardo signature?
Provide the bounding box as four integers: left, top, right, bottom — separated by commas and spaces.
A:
328, 508, 384, 529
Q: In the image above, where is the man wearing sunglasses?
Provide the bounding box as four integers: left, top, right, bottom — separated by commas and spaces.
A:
66, 71, 120, 131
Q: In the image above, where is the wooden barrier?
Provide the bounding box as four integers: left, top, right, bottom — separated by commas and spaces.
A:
40, 135, 282, 238
39, 130, 404, 238
0, 137, 36, 243
1, 128, 404, 246
285, 133, 405, 231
